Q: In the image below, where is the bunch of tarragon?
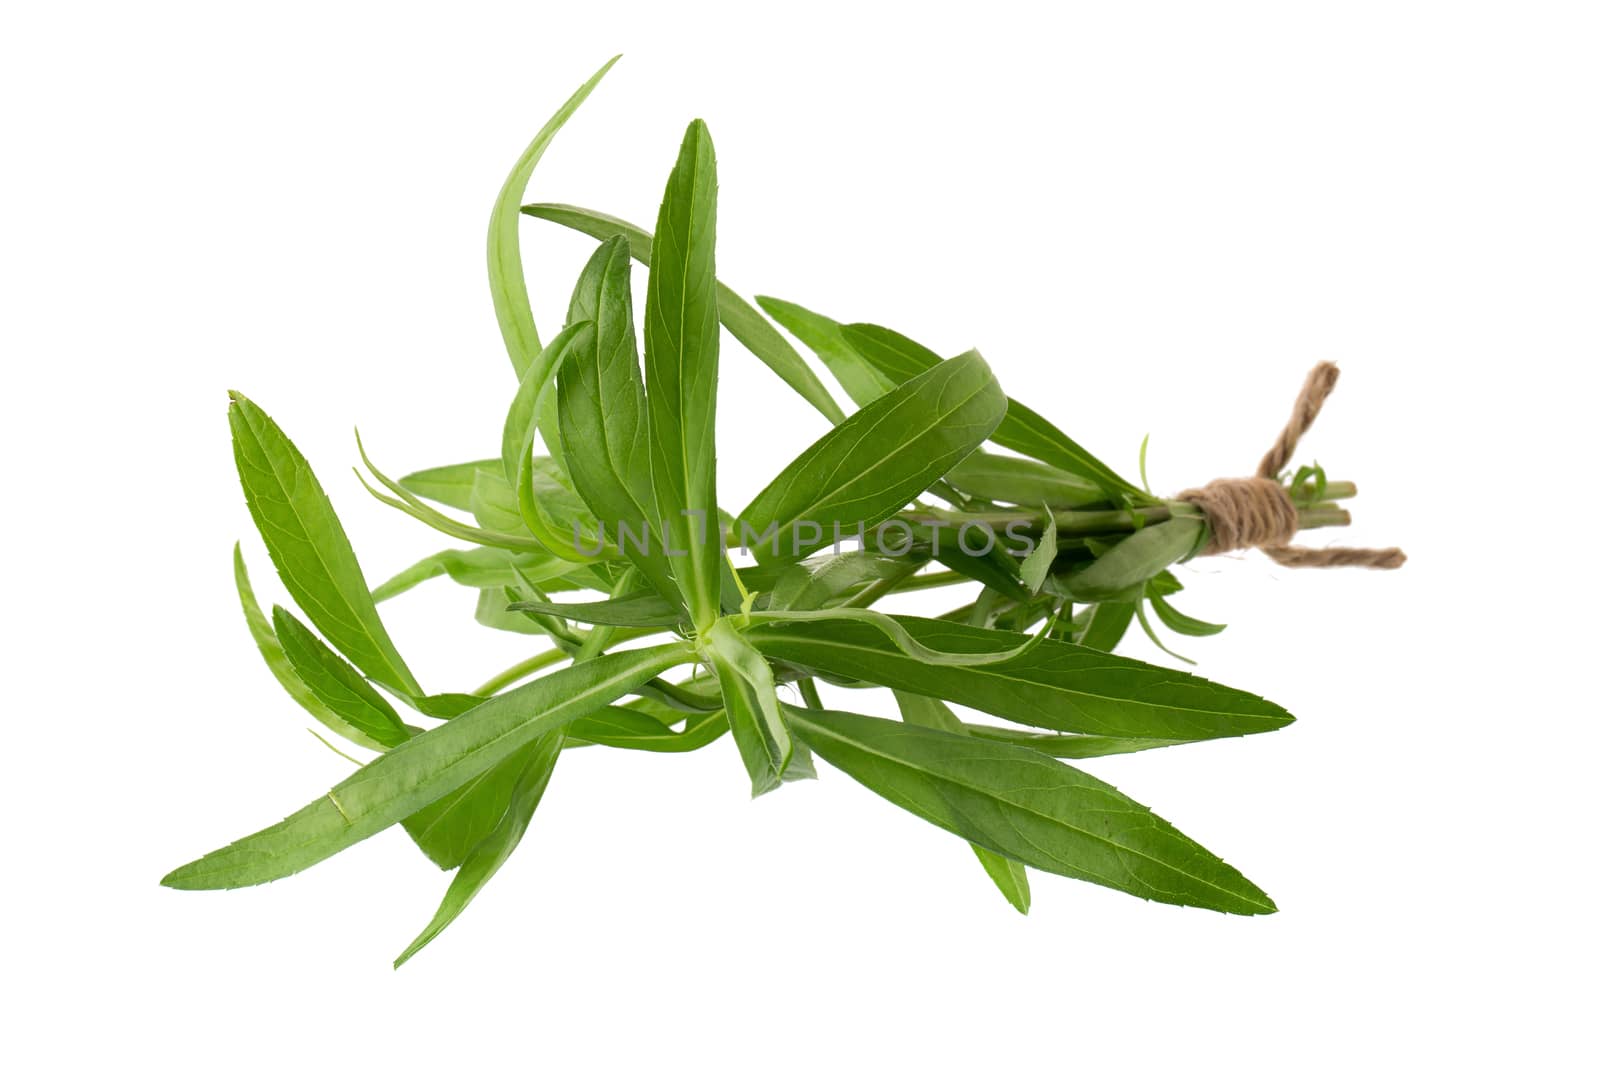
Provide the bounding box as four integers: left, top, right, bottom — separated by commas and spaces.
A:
163, 58, 1380, 966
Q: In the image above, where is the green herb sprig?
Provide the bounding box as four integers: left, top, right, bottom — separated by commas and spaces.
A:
163, 57, 1399, 966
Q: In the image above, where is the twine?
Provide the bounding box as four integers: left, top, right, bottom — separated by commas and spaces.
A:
1176, 362, 1406, 569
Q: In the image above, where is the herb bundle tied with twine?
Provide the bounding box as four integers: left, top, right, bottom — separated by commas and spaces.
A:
162, 57, 1403, 966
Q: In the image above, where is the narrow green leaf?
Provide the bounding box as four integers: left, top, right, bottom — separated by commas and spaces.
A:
754, 295, 894, 408
394, 730, 563, 967
398, 459, 499, 512
840, 323, 1148, 502
704, 618, 795, 795
233, 545, 388, 753
961, 723, 1197, 758
785, 705, 1275, 915
522, 202, 846, 425
501, 319, 593, 489
1148, 570, 1185, 596
508, 327, 620, 562
971, 847, 1032, 914
833, 322, 941, 380
161, 642, 695, 890
475, 586, 559, 636
765, 553, 913, 612
524, 459, 606, 543
641, 673, 724, 714
891, 690, 965, 735
489, 56, 620, 377
924, 523, 1034, 603
567, 706, 729, 753
987, 392, 1151, 504
536, 383, 567, 482
354, 434, 547, 553
965, 586, 1008, 629
746, 614, 1292, 740
1019, 509, 1058, 595
1064, 516, 1206, 601
738, 351, 1007, 564
505, 589, 684, 628
402, 553, 642, 936
945, 453, 1102, 509
401, 731, 548, 870
501, 583, 581, 645
750, 607, 1052, 668
614, 694, 692, 726
557, 236, 681, 601
469, 468, 527, 535
371, 548, 587, 603
1136, 600, 1198, 666
411, 693, 487, 720
782, 743, 818, 784
893, 691, 1030, 914
272, 607, 413, 749
1073, 599, 1136, 653
643, 120, 723, 629
229, 393, 421, 697
1150, 592, 1227, 637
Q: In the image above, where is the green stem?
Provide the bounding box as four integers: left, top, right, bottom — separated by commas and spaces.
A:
1296, 507, 1352, 530
470, 647, 569, 697
796, 677, 825, 712
1296, 479, 1357, 502
902, 503, 1190, 540
842, 566, 916, 609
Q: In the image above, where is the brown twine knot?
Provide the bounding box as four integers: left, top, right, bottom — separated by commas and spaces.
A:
1176, 362, 1406, 569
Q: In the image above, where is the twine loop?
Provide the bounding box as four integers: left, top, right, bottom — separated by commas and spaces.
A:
1176, 362, 1405, 570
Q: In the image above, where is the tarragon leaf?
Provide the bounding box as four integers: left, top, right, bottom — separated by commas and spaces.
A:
749, 607, 1052, 667
557, 236, 681, 601
784, 704, 1275, 915
355, 434, 546, 553
489, 56, 619, 377
522, 202, 846, 425
945, 453, 1102, 509
568, 706, 729, 753
501, 320, 593, 491
704, 618, 795, 795
233, 545, 387, 753
747, 614, 1292, 740
840, 323, 1149, 503
504, 590, 685, 628
754, 295, 893, 409
398, 459, 499, 512
273, 607, 413, 749
765, 553, 914, 612
371, 548, 590, 604
643, 120, 723, 629
1136, 600, 1198, 666
737, 351, 1006, 564
229, 392, 421, 697
960, 723, 1196, 758
1019, 508, 1058, 595
394, 731, 563, 967
1073, 599, 1136, 653
469, 468, 528, 535
1064, 517, 1206, 601
1150, 592, 1227, 637
400, 728, 549, 871
894, 691, 1030, 914
971, 848, 1032, 914
161, 642, 695, 890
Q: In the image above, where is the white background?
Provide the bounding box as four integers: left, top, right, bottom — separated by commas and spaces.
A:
4, 2, 1596, 1063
